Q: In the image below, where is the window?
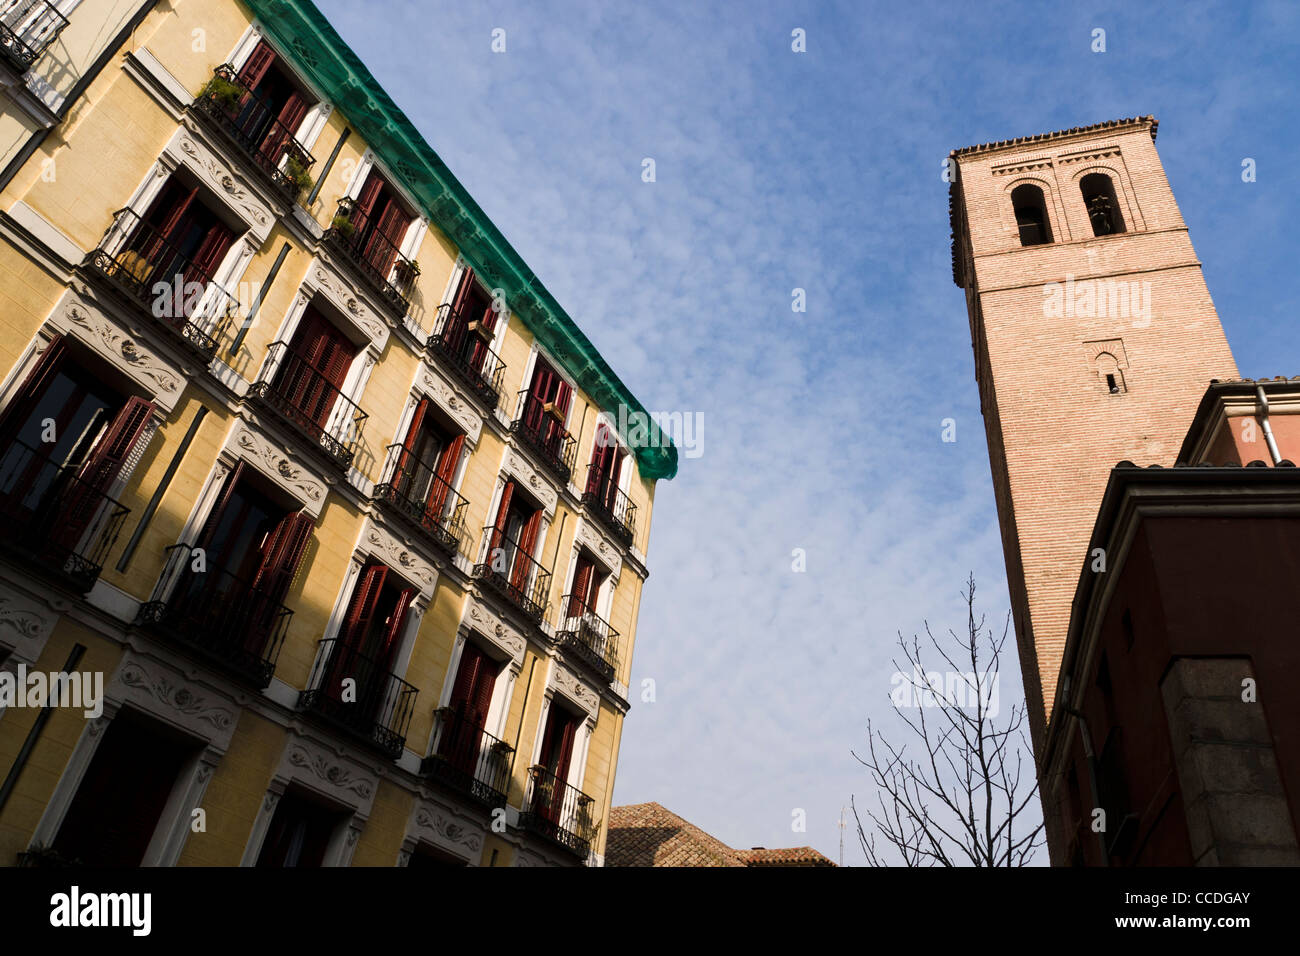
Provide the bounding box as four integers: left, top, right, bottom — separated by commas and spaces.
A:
274, 306, 358, 430
1080, 173, 1125, 236
585, 423, 626, 508
393, 398, 464, 520
122, 177, 236, 319
52, 710, 199, 866
350, 169, 415, 278
256, 788, 346, 867
317, 563, 415, 719
488, 479, 543, 592
1011, 183, 1052, 246
537, 702, 582, 789
0, 335, 154, 551
235, 40, 317, 161
439, 642, 501, 774
447, 268, 499, 371
565, 551, 608, 619
407, 844, 469, 867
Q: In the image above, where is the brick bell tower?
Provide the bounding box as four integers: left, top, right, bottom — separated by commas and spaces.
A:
948, 117, 1239, 754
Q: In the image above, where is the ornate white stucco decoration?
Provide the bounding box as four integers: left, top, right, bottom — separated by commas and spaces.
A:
503, 449, 557, 514
110, 655, 238, 750
574, 519, 622, 579
0, 585, 57, 662
465, 598, 526, 665
551, 661, 600, 720
49, 297, 184, 411
419, 362, 483, 444
284, 741, 377, 806
304, 260, 389, 351
223, 421, 327, 515
360, 519, 438, 595
166, 130, 272, 242
413, 802, 484, 854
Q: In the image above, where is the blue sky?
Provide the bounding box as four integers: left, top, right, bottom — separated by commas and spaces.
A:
316, 0, 1300, 863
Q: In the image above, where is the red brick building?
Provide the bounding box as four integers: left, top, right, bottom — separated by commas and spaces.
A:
949, 117, 1300, 865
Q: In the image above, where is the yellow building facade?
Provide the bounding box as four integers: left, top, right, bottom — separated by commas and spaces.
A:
0, 0, 675, 867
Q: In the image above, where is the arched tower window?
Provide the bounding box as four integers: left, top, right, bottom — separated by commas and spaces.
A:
1011, 184, 1052, 246
1080, 173, 1126, 237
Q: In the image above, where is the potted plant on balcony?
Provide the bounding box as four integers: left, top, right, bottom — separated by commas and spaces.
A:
392, 257, 421, 289
283, 156, 314, 203
198, 74, 245, 116
330, 212, 356, 238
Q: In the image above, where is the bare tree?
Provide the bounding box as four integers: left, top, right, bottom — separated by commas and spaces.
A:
852, 574, 1045, 866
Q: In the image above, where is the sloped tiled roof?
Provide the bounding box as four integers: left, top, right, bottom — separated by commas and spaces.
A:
606, 803, 835, 867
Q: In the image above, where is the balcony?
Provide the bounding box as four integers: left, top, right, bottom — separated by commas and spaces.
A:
191, 65, 317, 203
82, 209, 238, 363
420, 706, 514, 807
0, 0, 68, 73
555, 596, 619, 684
581, 464, 636, 546
247, 341, 368, 470
0, 439, 128, 593
511, 390, 576, 483
137, 543, 291, 688
323, 197, 417, 318
299, 637, 418, 760
519, 765, 596, 858
471, 526, 551, 624
425, 303, 506, 411
372, 443, 468, 556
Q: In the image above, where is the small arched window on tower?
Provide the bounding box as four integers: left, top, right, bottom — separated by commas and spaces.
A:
1080, 173, 1126, 237
1011, 184, 1052, 247
1095, 351, 1126, 394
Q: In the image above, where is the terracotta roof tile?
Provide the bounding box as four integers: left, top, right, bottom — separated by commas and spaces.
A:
606, 803, 836, 867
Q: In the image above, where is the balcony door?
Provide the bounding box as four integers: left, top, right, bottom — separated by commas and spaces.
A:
236, 40, 315, 166
320, 563, 415, 725
352, 171, 414, 279
256, 789, 345, 868
395, 398, 463, 524
535, 703, 582, 825
0, 335, 153, 549
126, 178, 235, 320
448, 269, 497, 372
441, 642, 499, 775
524, 357, 572, 453
488, 480, 542, 595
586, 423, 625, 511
176, 463, 314, 655
274, 307, 358, 433
566, 552, 607, 620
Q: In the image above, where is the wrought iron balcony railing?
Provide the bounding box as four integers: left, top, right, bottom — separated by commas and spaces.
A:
248, 341, 367, 470
137, 543, 292, 688
520, 765, 596, 858
191, 64, 317, 202
372, 442, 468, 556
323, 197, 417, 317
511, 390, 576, 483
555, 595, 619, 684
82, 208, 238, 362
426, 302, 506, 411
0, 439, 128, 593
420, 706, 514, 807
581, 464, 636, 545
471, 525, 551, 624
299, 637, 418, 760
0, 0, 68, 72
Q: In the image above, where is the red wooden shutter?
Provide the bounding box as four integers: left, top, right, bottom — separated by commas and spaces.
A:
238, 41, 277, 88
468, 657, 496, 730
395, 398, 429, 489
196, 461, 246, 550
277, 91, 309, 137
155, 185, 199, 243
339, 564, 388, 651
488, 481, 514, 555
450, 643, 485, 710
569, 557, 594, 617
510, 508, 542, 593
366, 198, 408, 275
353, 173, 384, 234
182, 223, 235, 320
0, 333, 66, 445
380, 586, 415, 665
76, 396, 155, 495
451, 268, 478, 316
426, 433, 463, 520
252, 510, 314, 606
553, 712, 578, 784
